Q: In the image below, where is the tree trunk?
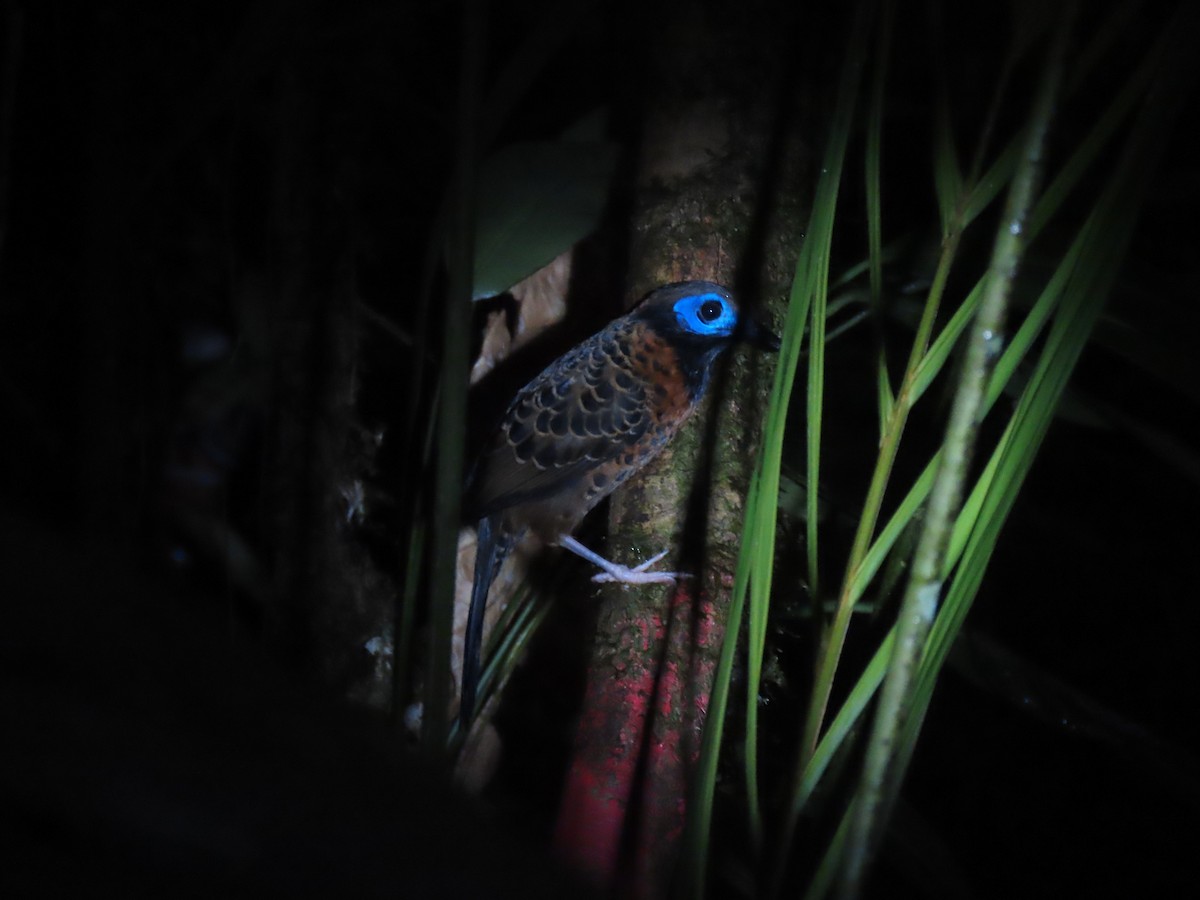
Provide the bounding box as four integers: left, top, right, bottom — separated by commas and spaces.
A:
554, 4, 809, 896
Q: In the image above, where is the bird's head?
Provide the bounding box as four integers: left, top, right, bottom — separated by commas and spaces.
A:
633, 281, 780, 396
636, 281, 780, 348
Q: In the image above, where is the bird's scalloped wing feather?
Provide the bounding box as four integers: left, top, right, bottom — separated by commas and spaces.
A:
472, 323, 653, 517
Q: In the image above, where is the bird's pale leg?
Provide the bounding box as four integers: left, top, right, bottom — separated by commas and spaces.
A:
556, 535, 688, 585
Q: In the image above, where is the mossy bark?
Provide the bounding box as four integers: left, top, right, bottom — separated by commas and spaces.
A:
555, 4, 810, 896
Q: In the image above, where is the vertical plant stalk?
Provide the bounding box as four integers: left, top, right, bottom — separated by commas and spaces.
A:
799, 4, 1191, 879
788, 103, 956, 855
838, 8, 1073, 897
774, 6, 1059, 894
766, 1, 1190, 895
795, 116, 966, 789
423, 0, 485, 755
398, 2, 588, 734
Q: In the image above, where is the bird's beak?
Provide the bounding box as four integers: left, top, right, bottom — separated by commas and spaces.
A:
740, 316, 782, 352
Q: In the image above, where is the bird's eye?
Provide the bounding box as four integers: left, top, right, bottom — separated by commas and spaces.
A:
672, 290, 736, 337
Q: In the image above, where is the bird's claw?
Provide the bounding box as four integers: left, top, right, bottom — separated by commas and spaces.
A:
556, 535, 690, 586
590, 548, 691, 584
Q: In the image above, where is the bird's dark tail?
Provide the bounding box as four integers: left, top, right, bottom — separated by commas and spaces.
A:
460, 515, 509, 730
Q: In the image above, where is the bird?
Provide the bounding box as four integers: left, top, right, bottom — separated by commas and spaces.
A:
460, 280, 780, 727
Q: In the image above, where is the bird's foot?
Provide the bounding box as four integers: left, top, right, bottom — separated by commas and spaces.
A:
590, 548, 684, 584
557, 535, 688, 585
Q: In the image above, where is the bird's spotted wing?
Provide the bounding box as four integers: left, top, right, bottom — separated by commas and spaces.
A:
472, 322, 655, 518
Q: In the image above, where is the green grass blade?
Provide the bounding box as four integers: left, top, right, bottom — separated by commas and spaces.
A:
931, 85, 963, 237
819, 5, 1195, 891
840, 7, 1073, 890
423, 0, 485, 755
763, 6, 879, 892
866, 1, 895, 432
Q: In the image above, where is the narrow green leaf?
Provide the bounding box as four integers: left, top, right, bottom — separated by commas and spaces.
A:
932, 92, 963, 235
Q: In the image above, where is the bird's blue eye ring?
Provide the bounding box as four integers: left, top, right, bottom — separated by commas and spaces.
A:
674, 292, 737, 336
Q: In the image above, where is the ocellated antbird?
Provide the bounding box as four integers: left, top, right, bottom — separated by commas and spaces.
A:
461, 281, 779, 727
